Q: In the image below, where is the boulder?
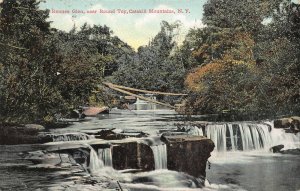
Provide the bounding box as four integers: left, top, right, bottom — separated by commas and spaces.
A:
25, 124, 45, 131
270, 144, 284, 153
291, 116, 300, 132
161, 135, 214, 178
279, 148, 300, 155
70, 109, 86, 119
112, 142, 154, 171
274, 116, 300, 133
274, 118, 292, 129
94, 129, 126, 140
83, 107, 109, 116
0, 124, 45, 145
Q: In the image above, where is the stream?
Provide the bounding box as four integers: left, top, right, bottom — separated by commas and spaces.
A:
0, 111, 299, 191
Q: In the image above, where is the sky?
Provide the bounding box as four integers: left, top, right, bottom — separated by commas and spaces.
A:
40, 0, 207, 50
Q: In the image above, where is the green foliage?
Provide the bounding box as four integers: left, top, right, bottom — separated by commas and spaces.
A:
203, 0, 282, 34
112, 21, 186, 93
0, 0, 63, 122
0, 0, 127, 123
185, 31, 257, 114
184, 0, 300, 118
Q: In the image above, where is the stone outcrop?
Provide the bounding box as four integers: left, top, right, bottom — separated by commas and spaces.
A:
111, 142, 154, 171
270, 144, 284, 153
161, 135, 215, 178
274, 116, 300, 133
279, 148, 300, 155
83, 107, 109, 116
24, 135, 215, 181
0, 124, 47, 145
25, 124, 45, 131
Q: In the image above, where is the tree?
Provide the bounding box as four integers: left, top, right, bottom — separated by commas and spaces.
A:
183, 0, 300, 117
112, 21, 186, 93
0, 0, 64, 122
185, 30, 257, 115
0, 1, 121, 123
203, 0, 282, 35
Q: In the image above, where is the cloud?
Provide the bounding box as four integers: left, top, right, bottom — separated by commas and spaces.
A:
49, 14, 74, 31
46, 3, 205, 50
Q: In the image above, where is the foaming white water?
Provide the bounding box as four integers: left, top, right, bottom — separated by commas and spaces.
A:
151, 144, 168, 169
187, 126, 204, 136
228, 124, 237, 151
50, 133, 94, 142
204, 179, 247, 191
124, 169, 204, 190
206, 124, 227, 152
98, 147, 113, 167
202, 122, 299, 152
239, 123, 272, 151
87, 146, 104, 173
268, 122, 300, 150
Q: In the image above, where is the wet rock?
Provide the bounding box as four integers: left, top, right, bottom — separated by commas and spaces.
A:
120, 130, 149, 138
24, 124, 45, 131
0, 124, 42, 145
83, 106, 109, 116
274, 116, 300, 134
274, 118, 292, 129
161, 135, 214, 178
112, 142, 155, 171
70, 109, 86, 119
30, 135, 215, 181
94, 129, 126, 140
21, 150, 71, 165
270, 144, 284, 153
279, 148, 300, 155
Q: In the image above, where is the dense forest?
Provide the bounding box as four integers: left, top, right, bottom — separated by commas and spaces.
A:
0, 0, 299, 123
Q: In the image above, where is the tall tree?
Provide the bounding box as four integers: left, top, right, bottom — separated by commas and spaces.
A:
112, 21, 186, 93
0, 0, 64, 122
183, 0, 300, 117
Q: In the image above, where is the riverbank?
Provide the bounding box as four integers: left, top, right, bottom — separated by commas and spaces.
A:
0, 123, 46, 145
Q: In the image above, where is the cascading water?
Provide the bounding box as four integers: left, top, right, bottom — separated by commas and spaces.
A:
268, 122, 300, 150
98, 147, 113, 167
151, 144, 167, 169
206, 124, 227, 152
228, 124, 237, 151
238, 123, 272, 151
81, 144, 104, 173
186, 122, 298, 152
187, 126, 204, 136
50, 133, 94, 142
206, 123, 273, 151
89, 147, 104, 173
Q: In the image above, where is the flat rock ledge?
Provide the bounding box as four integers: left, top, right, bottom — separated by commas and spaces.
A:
31, 135, 215, 180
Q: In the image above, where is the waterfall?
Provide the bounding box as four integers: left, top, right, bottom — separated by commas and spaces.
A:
269, 122, 300, 150
98, 148, 113, 167
151, 144, 167, 169
50, 133, 94, 142
206, 124, 227, 152
205, 123, 273, 152
187, 126, 204, 136
89, 147, 104, 173
228, 124, 237, 151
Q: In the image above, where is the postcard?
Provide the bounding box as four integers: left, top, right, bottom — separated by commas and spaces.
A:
0, 0, 299, 190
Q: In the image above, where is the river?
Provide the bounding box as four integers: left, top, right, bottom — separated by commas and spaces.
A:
0, 111, 299, 191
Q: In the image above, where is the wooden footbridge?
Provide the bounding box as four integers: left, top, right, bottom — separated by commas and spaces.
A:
97, 82, 187, 109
